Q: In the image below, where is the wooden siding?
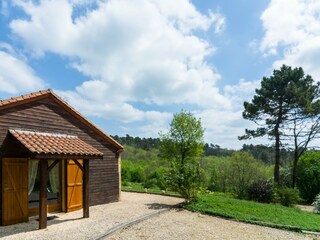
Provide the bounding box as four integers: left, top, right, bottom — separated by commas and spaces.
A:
0, 98, 120, 208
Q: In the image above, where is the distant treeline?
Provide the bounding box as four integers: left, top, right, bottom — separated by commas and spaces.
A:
112, 134, 160, 150
112, 134, 293, 165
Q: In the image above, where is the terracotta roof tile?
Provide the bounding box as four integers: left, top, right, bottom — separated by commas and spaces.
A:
9, 129, 103, 157
0, 89, 52, 107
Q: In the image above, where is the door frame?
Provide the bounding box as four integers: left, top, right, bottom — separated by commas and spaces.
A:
28, 160, 63, 216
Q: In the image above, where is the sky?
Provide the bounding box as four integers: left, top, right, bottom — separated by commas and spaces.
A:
1, 0, 320, 149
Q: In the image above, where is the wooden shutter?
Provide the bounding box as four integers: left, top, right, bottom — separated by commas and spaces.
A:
66, 160, 83, 212
2, 158, 28, 225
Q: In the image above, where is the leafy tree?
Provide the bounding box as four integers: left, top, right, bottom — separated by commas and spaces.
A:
121, 160, 146, 183
297, 151, 320, 202
240, 65, 319, 184
228, 151, 269, 199
159, 110, 205, 199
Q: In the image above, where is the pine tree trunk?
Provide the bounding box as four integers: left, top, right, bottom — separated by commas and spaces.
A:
274, 130, 280, 184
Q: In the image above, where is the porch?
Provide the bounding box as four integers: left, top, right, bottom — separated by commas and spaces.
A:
1, 129, 103, 229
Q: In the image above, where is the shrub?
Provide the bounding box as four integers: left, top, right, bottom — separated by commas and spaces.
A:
297, 151, 320, 202
279, 166, 292, 188
146, 167, 167, 190
121, 160, 146, 183
247, 179, 274, 203
121, 160, 133, 182
143, 178, 158, 189
227, 152, 270, 199
275, 187, 300, 207
213, 158, 232, 192
122, 181, 129, 186
164, 162, 200, 199
130, 166, 146, 182
312, 193, 320, 214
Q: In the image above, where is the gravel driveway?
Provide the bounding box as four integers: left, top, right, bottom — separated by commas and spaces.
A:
109, 209, 315, 240
0, 192, 318, 240
0, 192, 182, 240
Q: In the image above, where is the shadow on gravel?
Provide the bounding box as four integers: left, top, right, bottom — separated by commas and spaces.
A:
146, 203, 183, 210
146, 203, 175, 210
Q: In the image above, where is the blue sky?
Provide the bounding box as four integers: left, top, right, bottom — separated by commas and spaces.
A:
1, 0, 320, 149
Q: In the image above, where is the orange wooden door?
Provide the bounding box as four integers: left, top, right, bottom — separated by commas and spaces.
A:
2, 158, 28, 225
66, 160, 83, 212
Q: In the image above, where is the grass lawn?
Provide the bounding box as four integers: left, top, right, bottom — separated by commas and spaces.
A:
121, 182, 180, 197
185, 193, 320, 232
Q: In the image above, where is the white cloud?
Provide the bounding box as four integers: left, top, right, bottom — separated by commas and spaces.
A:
0, 50, 45, 94
8, 0, 262, 148
195, 79, 263, 148
10, 0, 229, 109
195, 107, 267, 149
260, 0, 320, 79
224, 79, 260, 109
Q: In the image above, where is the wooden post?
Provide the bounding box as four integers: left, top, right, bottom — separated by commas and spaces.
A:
39, 159, 48, 229
116, 151, 122, 201
83, 159, 89, 218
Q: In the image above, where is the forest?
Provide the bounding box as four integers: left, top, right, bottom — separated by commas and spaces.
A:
113, 134, 318, 204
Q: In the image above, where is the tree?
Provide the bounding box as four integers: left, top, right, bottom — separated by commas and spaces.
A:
159, 110, 205, 199
224, 151, 269, 199
240, 65, 319, 184
286, 114, 320, 188
297, 151, 320, 202
282, 77, 320, 187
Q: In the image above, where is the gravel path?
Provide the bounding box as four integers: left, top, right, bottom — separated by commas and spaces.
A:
1, 192, 318, 240
109, 209, 316, 240
0, 192, 183, 240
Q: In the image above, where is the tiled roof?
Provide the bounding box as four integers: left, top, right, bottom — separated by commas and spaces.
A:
9, 129, 104, 157
0, 89, 51, 107
0, 89, 123, 151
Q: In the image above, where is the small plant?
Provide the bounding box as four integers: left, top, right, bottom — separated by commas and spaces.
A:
275, 187, 300, 207
143, 178, 158, 189
312, 193, 320, 214
122, 181, 130, 187
247, 179, 274, 203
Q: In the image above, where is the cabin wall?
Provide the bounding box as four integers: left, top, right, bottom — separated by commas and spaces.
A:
0, 98, 120, 206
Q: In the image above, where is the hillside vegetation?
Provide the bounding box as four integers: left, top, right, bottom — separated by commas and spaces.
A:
113, 135, 291, 194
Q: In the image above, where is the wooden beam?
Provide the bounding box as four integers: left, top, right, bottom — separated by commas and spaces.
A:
48, 159, 59, 172
73, 159, 84, 172
83, 159, 89, 218
116, 152, 122, 201
39, 159, 48, 229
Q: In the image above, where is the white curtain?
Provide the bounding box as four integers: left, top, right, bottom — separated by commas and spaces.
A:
28, 160, 39, 195
49, 160, 60, 193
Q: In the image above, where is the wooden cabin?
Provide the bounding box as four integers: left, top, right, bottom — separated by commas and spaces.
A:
0, 89, 123, 229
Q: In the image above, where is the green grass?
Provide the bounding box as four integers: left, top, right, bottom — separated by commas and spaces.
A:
185, 193, 320, 232
121, 182, 180, 197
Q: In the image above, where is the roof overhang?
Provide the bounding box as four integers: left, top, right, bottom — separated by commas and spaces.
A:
8, 129, 104, 160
